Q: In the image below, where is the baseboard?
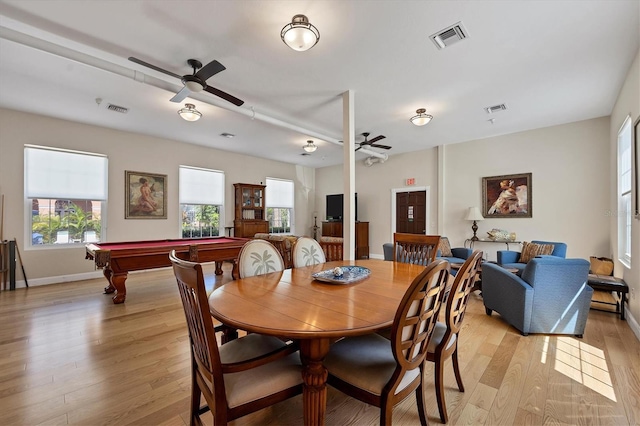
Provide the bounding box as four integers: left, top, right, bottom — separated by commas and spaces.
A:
6, 267, 172, 289
625, 304, 640, 341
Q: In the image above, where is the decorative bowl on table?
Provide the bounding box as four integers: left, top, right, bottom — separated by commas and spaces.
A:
312, 266, 371, 284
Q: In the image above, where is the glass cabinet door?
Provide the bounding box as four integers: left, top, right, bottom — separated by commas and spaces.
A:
242, 188, 251, 206
253, 189, 263, 207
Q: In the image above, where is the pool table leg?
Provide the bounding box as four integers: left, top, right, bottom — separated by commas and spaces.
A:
102, 268, 128, 304
214, 261, 224, 275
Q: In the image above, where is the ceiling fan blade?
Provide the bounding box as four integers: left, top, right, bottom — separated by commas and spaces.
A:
354, 146, 362, 151
170, 86, 191, 103
204, 85, 245, 106
370, 144, 392, 150
195, 60, 226, 81
367, 135, 386, 144
128, 57, 182, 80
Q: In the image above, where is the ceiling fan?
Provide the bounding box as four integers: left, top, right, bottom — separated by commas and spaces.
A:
355, 132, 391, 151
128, 57, 244, 106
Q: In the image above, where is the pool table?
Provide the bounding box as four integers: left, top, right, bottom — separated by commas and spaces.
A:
85, 237, 249, 304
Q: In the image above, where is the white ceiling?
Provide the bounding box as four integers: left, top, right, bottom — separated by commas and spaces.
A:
0, 1, 638, 168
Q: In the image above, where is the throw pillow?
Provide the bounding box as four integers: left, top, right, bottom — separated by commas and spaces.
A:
438, 237, 453, 257
519, 241, 555, 263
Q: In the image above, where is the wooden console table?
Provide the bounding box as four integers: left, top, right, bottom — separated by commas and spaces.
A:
465, 238, 521, 250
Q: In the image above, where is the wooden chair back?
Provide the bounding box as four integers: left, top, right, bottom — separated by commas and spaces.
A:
390, 259, 449, 377
445, 250, 483, 338
170, 250, 303, 425
393, 233, 440, 265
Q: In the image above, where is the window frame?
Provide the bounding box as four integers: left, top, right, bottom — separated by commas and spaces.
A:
265, 177, 294, 235
178, 166, 225, 238
24, 145, 108, 249
617, 116, 632, 266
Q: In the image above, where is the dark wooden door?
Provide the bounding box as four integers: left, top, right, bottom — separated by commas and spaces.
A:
396, 191, 426, 234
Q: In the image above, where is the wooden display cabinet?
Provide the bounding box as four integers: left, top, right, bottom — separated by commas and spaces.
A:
321, 221, 369, 259
234, 183, 268, 238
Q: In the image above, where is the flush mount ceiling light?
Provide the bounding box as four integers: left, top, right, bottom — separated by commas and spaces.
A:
178, 103, 202, 122
281, 14, 320, 52
303, 140, 318, 153
410, 108, 433, 126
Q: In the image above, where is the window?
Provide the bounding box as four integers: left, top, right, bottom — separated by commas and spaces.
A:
617, 116, 632, 266
25, 145, 107, 246
179, 166, 224, 238
266, 178, 294, 234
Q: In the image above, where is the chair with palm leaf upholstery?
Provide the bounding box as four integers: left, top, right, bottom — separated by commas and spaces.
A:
324, 259, 450, 425
292, 236, 326, 267
169, 251, 303, 425
237, 238, 285, 278
393, 233, 441, 265
426, 250, 483, 423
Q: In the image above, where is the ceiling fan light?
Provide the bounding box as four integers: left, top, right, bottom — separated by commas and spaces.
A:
178, 103, 202, 122
410, 108, 433, 126
281, 14, 320, 52
303, 140, 317, 152
183, 76, 204, 92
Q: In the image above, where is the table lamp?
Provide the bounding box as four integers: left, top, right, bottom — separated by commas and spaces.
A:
466, 207, 484, 241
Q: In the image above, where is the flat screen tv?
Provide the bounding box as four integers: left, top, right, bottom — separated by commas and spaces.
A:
326, 193, 357, 222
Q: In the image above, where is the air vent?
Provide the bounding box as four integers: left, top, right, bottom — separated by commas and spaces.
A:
484, 104, 508, 114
107, 104, 128, 114
430, 21, 468, 49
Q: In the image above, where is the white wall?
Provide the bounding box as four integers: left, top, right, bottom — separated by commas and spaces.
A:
442, 117, 611, 261
609, 49, 640, 326
316, 148, 439, 258
0, 108, 315, 282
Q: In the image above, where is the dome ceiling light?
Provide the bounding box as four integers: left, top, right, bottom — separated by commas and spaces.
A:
281, 14, 320, 52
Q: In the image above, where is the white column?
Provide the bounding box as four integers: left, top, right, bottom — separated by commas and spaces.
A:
342, 91, 355, 260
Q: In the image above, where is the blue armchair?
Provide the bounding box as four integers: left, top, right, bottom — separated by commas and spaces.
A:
497, 240, 567, 274
482, 256, 592, 336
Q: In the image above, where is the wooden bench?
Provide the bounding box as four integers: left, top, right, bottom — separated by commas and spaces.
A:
587, 274, 629, 320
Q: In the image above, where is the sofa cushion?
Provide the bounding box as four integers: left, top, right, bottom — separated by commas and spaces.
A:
437, 237, 453, 257
519, 241, 555, 263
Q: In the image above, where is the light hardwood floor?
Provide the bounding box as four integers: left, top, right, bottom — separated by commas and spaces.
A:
0, 264, 638, 426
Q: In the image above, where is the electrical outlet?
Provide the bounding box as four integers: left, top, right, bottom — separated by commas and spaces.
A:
631, 287, 636, 300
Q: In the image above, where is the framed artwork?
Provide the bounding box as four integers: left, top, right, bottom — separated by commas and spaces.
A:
125, 170, 167, 219
482, 173, 532, 218
634, 116, 640, 219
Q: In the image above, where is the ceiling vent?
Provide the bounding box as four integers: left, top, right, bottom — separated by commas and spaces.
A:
107, 104, 128, 114
484, 103, 508, 114
430, 22, 468, 49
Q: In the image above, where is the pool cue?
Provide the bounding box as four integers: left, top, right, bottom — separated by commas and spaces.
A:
14, 238, 28, 288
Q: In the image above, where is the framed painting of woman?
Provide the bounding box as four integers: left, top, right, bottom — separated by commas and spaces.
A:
125, 171, 167, 219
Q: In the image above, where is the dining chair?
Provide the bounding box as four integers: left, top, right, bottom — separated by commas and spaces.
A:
324, 259, 450, 426
319, 236, 344, 261
169, 251, 303, 426
426, 250, 483, 423
292, 236, 326, 267
238, 238, 285, 278
393, 233, 441, 265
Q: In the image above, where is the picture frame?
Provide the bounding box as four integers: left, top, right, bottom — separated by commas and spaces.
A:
125, 170, 167, 219
482, 173, 532, 218
634, 116, 639, 219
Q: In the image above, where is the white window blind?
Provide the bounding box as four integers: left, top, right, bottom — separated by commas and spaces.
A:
179, 166, 224, 205
25, 146, 108, 200
266, 178, 294, 208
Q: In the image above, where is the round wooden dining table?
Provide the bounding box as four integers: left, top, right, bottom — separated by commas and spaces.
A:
208, 258, 429, 426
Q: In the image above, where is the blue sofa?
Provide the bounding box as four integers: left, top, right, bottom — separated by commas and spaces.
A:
482, 256, 592, 336
497, 240, 567, 274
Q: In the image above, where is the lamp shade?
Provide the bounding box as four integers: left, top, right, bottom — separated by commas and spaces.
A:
410, 108, 433, 126
466, 206, 484, 221
281, 14, 320, 51
178, 103, 202, 122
